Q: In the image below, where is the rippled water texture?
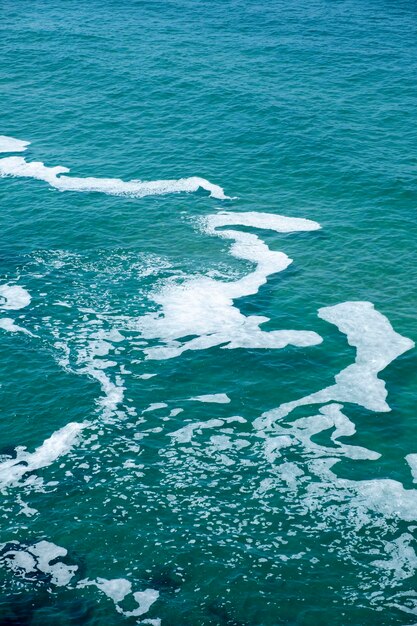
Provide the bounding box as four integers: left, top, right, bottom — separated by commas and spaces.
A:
1, 1, 417, 624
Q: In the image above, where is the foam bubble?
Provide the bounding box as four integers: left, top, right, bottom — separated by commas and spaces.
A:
0, 155, 230, 199
0, 284, 31, 310
0, 135, 29, 153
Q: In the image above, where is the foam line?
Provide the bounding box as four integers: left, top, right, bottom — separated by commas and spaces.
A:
0, 154, 230, 199
138, 212, 322, 359
255, 301, 414, 431
0, 422, 88, 488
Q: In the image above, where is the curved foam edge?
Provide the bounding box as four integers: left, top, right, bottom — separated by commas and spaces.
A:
0, 155, 230, 199
255, 301, 415, 431
0, 135, 30, 153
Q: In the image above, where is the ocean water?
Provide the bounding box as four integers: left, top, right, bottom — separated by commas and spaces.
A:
1, 0, 417, 624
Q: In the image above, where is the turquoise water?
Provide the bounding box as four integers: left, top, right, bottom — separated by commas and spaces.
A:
1, 1, 417, 624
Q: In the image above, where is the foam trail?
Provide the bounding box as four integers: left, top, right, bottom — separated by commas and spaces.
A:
0, 422, 88, 488
137, 212, 322, 359
0, 284, 31, 310
0, 135, 29, 153
0, 155, 230, 199
255, 301, 414, 431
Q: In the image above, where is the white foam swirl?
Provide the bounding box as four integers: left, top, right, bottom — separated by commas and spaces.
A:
137, 211, 322, 359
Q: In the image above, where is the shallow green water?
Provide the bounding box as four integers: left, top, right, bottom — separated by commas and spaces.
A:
1, 1, 417, 624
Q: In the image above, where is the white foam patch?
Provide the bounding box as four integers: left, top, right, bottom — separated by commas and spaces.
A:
191, 393, 231, 404
79, 577, 132, 603
371, 534, 417, 582
78, 576, 159, 618
143, 402, 168, 413
28, 541, 77, 586
0, 422, 88, 489
118, 589, 159, 618
0, 135, 29, 153
76, 332, 126, 419
137, 212, 322, 359
0, 318, 35, 336
406, 454, 417, 483
305, 457, 417, 523
0, 155, 230, 199
170, 419, 224, 444
260, 403, 380, 465
255, 301, 414, 430
0, 284, 31, 310
1, 541, 77, 587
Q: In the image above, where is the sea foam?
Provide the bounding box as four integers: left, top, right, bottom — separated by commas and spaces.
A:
0, 135, 29, 153
0, 422, 88, 489
255, 301, 414, 431
0, 284, 31, 310
0, 540, 77, 587
0, 138, 230, 199
0, 318, 35, 336
137, 212, 322, 359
